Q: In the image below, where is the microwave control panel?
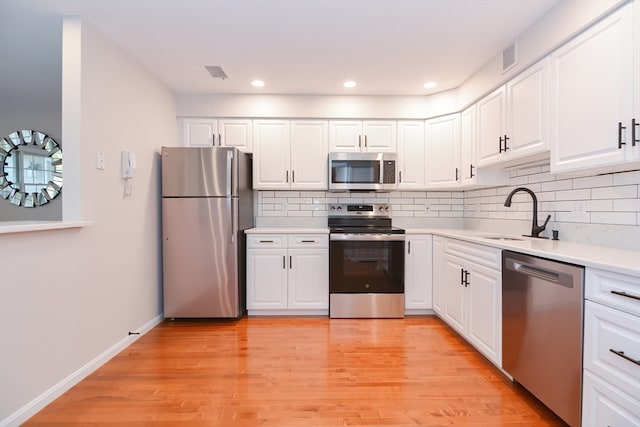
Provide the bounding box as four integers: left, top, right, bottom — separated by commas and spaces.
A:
382, 161, 396, 184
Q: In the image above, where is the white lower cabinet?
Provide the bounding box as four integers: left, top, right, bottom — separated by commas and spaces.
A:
404, 234, 433, 313
437, 238, 502, 367
247, 233, 328, 315
582, 267, 640, 426
431, 236, 446, 316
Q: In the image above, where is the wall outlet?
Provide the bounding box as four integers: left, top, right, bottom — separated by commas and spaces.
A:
570, 201, 588, 220
96, 152, 105, 170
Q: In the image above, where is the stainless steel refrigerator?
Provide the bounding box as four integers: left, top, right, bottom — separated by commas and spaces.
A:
161, 146, 253, 318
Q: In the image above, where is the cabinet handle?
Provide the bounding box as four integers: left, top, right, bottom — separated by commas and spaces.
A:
460, 268, 465, 285
611, 289, 640, 301
503, 135, 509, 151
455, 167, 459, 181
282, 256, 286, 269
259, 240, 274, 243
609, 348, 640, 366
301, 240, 315, 243
286, 170, 289, 183
289, 255, 292, 269
399, 171, 402, 183
618, 122, 626, 149
408, 241, 411, 254
464, 270, 471, 287
499, 136, 504, 153
358, 135, 362, 148
470, 164, 475, 179
364, 135, 367, 147
292, 170, 295, 183
632, 118, 638, 147
218, 133, 222, 146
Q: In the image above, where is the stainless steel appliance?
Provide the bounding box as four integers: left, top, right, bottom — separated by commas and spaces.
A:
328, 152, 397, 192
502, 251, 584, 426
161, 146, 253, 318
328, 203, 405, 318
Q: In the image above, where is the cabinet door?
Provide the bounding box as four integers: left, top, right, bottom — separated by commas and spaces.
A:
362, 120, 397, 152
404, 235, 433, 311
443, 254, 466, 335
329, 120, 363, 152
219, 119, 252, 152
181, 118, 217, 147
550, 4, 634, 173
460, 106, 477, 185
476, 86, 506, 167
288, 249, 329, 310
290, 120, 328, 190
432, 236, 446, 316
466, 261, 502, 365
247, 249, 288, 310
506, 58, 549, 160
253, 120, 291, 190
397, 121, 426, 189
425, 113, 460, 188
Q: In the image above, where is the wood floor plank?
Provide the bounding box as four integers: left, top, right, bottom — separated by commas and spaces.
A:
24, 316, 566, 426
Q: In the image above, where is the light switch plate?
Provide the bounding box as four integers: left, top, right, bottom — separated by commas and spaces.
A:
96, 152, 105, 170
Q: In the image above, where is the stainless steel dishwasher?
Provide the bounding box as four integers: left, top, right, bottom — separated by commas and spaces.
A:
502, 251, 584, 427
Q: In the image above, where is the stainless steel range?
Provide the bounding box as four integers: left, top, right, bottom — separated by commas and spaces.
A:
328, 203, 405, 318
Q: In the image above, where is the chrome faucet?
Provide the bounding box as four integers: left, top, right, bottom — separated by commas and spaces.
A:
504, 187, 551, 238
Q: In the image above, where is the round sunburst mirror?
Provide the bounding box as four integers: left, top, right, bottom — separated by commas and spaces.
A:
0, 129, 63, 208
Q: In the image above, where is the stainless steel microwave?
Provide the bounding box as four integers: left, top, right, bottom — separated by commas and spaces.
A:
328, 152, 398, 191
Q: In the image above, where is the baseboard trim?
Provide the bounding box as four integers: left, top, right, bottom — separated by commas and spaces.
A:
0, 313, 163, 427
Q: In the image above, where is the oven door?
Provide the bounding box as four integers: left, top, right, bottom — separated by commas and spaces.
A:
329, 233, 405, 294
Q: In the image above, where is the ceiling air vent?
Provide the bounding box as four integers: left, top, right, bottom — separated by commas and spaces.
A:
205, 65, 229, 80
502, 42, 517, 73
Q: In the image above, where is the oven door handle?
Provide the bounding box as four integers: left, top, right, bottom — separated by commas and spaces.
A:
330, 233, 405, 242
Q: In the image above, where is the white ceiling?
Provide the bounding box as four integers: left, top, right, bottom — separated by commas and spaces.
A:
2, 0, 561, 96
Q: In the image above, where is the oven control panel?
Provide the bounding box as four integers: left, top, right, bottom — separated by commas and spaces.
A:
328, 203, 392, 217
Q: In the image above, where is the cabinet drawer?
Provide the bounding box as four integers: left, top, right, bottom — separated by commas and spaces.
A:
445, 238, 501, 270
586, 267, 640, 316
582, 371, 640, 427
584, 301, 640, 401
287, 234, 328, 248
247, 235, 286, 248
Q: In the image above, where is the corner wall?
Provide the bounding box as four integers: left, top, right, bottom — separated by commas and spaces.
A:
0, 20, 176, 426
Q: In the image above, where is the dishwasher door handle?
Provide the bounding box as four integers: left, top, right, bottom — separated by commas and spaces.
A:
505, 258, 574, 288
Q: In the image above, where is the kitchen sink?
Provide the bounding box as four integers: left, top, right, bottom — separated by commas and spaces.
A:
479, 235, 525, 241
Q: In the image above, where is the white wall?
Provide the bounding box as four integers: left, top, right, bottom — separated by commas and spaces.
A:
0, 19, 176, 426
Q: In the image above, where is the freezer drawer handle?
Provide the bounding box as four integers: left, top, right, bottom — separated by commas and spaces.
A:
611, 290, 640, 301
609, 348, 640, 366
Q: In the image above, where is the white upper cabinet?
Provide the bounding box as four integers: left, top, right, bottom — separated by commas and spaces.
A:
396, 121, 426, 189
477, 58, 549, 168
550, 3, 637, 174
476, 86, 506, 167
253, 119, 328, 190
461, 105, 510, 188
290, 120, 329, 189
425, 113, 460, 189
253, 120, 291, 190
180, 118, 252, 152
329, 120, 396, 152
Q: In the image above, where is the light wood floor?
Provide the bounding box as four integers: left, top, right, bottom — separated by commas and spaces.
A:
25, 316, 566, 426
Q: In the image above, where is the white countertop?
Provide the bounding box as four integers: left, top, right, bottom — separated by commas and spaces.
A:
246, 226, 640, 277
406, 228, 640, 277
246, 227, 329, 234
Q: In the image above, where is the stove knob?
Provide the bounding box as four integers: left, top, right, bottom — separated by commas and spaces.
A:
378, 206, 384, 211
337, 206, 342, 211
330, 206, 335, 211
385, 206, 390, 212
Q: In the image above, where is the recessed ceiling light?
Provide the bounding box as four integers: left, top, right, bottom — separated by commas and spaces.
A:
252, 80, 265, 87
423, 81, 437, 89
343, 80, 357, 88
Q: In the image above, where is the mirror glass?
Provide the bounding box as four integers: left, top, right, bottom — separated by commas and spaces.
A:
0, 130, 63, 208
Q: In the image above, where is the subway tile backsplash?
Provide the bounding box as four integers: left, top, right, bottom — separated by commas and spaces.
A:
256, 168, 640, 231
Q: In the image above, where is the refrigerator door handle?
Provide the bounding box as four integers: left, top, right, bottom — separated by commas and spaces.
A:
226, 150, 233, 197
229, 197, 235, 244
